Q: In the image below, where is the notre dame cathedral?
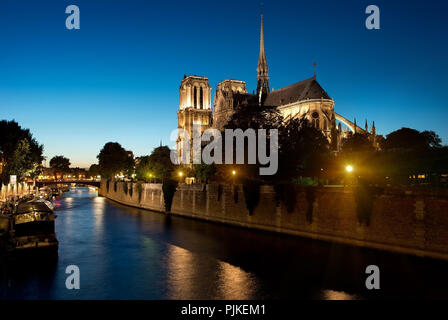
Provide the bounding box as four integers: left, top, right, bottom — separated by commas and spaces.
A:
176, 14, 378, 161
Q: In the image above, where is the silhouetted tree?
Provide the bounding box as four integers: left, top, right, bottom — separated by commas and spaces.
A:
277, 118, 330, 181
0, 120, 44, 184
383, 128, 439, 151
421, 130, 442, 148
225, 104, 283, 131
220, 103, 283, 182
49, 155, 71, 178
194, 162, 216, 184
97, 142, 134, 179
135, 155, 152, 181
87, 164, 100, 178
147, 146, 175, 182
341, 133, 374, 153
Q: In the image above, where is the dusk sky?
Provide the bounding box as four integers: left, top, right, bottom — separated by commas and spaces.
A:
0, 0, 447, 168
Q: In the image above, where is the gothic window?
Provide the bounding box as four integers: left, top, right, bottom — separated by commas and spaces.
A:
312, 112, 319, 129
200, 87, 203, 109
193, 87, 197, 108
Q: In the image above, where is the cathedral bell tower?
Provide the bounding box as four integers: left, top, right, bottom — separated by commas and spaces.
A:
176, 75, 212, 164
256, 14, 269, 104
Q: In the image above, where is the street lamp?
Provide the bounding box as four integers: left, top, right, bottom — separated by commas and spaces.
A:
345, 165, 354, 173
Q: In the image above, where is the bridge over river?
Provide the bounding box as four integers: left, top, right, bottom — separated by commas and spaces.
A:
36, 179, 100, 188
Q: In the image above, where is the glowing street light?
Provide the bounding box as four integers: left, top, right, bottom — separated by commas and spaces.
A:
232, 170, 236, 176
345, 165, 354, 173
178, 171, 183, 177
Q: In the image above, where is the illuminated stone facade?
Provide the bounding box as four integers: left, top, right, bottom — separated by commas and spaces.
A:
213, 80, 256, 131
176, 75, 212, 161
177, 15, 378, 153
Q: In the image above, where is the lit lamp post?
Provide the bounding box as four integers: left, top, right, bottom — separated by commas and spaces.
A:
178, 171, 183, 183
231, 170, 236, 185
345, 165, 354, 185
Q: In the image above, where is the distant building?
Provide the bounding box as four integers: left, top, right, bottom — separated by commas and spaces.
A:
176, 14, 378, 162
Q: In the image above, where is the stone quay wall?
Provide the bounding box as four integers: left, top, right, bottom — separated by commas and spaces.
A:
99, 180, 448, 261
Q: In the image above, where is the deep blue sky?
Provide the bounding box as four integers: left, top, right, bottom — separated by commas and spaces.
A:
0, 0, 447, 168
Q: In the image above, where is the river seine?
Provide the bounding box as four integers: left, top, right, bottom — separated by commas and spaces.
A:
1, 187, 447, 299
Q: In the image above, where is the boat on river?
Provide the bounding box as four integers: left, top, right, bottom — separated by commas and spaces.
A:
12, 200, 58, 252
33, 198, 55, 211
0, 199, 59, 256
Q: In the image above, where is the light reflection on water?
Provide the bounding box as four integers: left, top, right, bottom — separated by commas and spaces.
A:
1, 188, 448, 299
165, 244, 258, 300
322, 290, 359, 300
92, 197, 105, 235
216, 261, 258, 300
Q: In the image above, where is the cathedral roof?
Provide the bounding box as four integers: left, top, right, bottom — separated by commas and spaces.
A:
264, 77, 332, 107
232, 92, 258, 108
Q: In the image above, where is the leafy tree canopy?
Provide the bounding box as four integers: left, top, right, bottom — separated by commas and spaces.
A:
0, 120, 44, 184
49, 155, 71, 172
147, 146, 175, 181
87, 164, 100, 178
224, 104, 283, 131
384, 127, 442, 151
278, 118, 330, 181
193, 162, 216, 184
341, 133, 374, 154
97, 142, 135, 179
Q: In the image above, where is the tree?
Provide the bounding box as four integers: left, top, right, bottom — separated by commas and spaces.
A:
97, 142, 135, 179
383, 128, 431, 151
277, 118, 330, 181
135, 155, 152, 181
87, 164, 100, 178
49, 155, 71, 178
147, 146, 175, 182
421, 130, 442, 148
221, 103, 283, 182
193, 162, 216, 184
0, 120, 44, 184
341, 133, 374, 153
225, 103, 283, 131
134, 146, 176, 183
2, 139, 30, 184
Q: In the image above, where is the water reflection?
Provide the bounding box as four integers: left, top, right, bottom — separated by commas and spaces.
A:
322, 290, 358, 300
92, 196, 105, 234
165, 245, 195, 299
217, 261, 258, 300
1, 188, 448, 299
165, 244, 259, 300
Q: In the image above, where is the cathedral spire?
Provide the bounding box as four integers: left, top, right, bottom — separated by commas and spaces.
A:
257, 14, 269, 103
